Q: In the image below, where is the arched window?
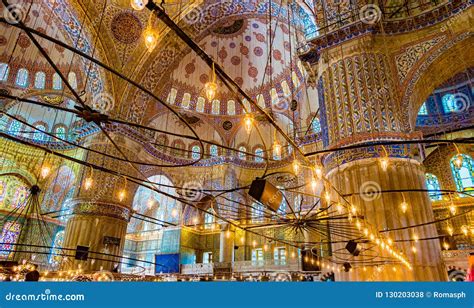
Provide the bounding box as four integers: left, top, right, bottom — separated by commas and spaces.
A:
311, 118, 321, 133
55, 126, 66, 140
252, 202, 264, 223
425, 173, 442, 201
52, 73, 62, 90
294, 195, 301, 212
172, 141, 184, 157
210, 145, 218, 157
277, 200, 287, 216
49, 230, 65, 264
255, 148, 264, 162
181, 93, 191, 109
0, 62, 9, 82
34, 71, 46, 89
0, 222, 21, 258
212, 100, 220, 115
191, 145, 201, 160
196, 97, 205, 112
238, 146, 246, 160
442, 94, 459, 113
204, 208, 215, 229
418, 102, 428, 115
33, 124, 47, 141
273, 146, 281, 161
8, 120, 22, 136
450, 154, 474, 196
15, 68, 29, 87
167, 88, 177, 104
227, 100, 235, 115
68, 72, 77, 89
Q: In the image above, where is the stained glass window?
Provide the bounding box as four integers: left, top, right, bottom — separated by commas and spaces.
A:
312, 118, 321, 133
450, 154, 474, 197
425, 173, 442, 201
212, 100, 220, 115
68, 72, 77, 89
167, 88, 177, 104
255, 148, 264, 162
442, 94, 459, 113
33, 124, 46, 141
273, 146, 281, 161
294, 195, 301, 212
8, 120, 22, 136
53, 73, 62, 90
0, 222, 21, 258
15, 68, 29, 87
277, 200, 287, 216
227, 100, 235, 115
34, 71, 46, 89
238, 146, 246, 160
181, 93, 191, 109
251, 248, 263, 264
418, 102, 428, 115
252, 202, 264, 223
204, 208, 215, 229
0, 62, 9, 82
55, 126, 66, 140
210, 145, 218, 157
191, 145, 201, 160
49, 230, 65, 264
196, 97, 205, 112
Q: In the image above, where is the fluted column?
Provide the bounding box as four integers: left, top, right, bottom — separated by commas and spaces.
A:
314, 43, 447, 281
61, 138, 139, 272
219, 224, 234, 263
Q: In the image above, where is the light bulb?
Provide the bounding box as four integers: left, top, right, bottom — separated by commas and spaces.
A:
454, 154, 463, 168
192, 216, 199, 225
443, 242, 449, 250
171, 208, 178, 218
413, 234, 419, 242
144, 28, 158, 52
226, 230, 231, 239
387, 238, 393, 246
449, 205, 456, 215
130, 0, 148, 10
336, 203, 343, 214
292, 159, 300, 175
84, 177, 93, 190
311, 177, 318, 191
244, 113, 253, 134
324, 191, 331, 204
363, 228, 369, 236
314, 166, 323, 179
147, 198, 154, 209
411, 246, 417, 253
355, 220, 361, 230
400, 201, 408, 213
204, 81, 218, 101
118, 189, 126, 202
461, 225, 468, 236
40, 166, 51, 178
351, 205, 357, 215
447, 225, 454, 236
273, 140, 282, 157
380, 157, 389, 171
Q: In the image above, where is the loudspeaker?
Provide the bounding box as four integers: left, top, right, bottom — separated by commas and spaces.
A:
248, 179, 283, 212
301, 249, 320, 272
25, 270, 40, 281
343, 262, 352, 272
345, 240, 361, 256
75, 245, 89, 261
